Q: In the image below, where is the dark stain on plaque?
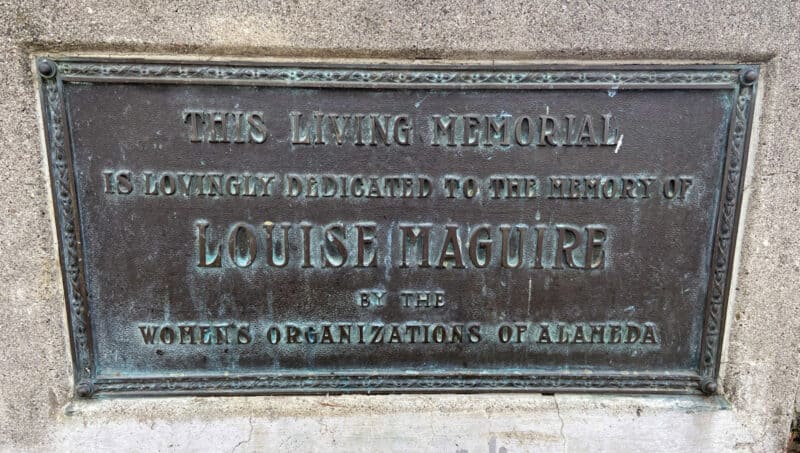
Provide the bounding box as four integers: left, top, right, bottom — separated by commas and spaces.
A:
37, 59, 758, 397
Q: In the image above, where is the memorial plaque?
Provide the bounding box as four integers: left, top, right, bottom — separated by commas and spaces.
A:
37, 59, 758, 397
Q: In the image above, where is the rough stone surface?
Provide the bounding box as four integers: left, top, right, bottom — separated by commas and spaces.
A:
0, 1, 798, 451
51, 395, 751, 452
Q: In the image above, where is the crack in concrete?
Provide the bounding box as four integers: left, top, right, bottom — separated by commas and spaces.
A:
230, 416, 254, 453
553, 395, 567, 452
764, 170, 800, 177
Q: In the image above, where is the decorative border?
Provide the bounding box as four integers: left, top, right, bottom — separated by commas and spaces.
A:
699, 69, 758, 394
40, 73, 95, 397
91, 373, 700, 396
55, 60, 739, 89
37, 59, 758, 397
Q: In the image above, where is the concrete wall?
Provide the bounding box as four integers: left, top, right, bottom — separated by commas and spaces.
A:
1, 1, 798, 451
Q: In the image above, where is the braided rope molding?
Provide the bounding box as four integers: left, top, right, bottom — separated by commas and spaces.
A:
699, 79, 756, 391
42, 78, 94, 385
57, 61, 738, 86
92, 373, 700, 395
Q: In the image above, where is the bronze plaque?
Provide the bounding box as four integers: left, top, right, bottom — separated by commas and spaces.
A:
38, 59, 758, 397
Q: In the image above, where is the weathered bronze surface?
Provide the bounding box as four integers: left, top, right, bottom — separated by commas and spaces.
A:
38, 59, 758, 397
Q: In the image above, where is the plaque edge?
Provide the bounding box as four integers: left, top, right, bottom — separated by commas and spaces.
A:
35, 58, 759, 398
